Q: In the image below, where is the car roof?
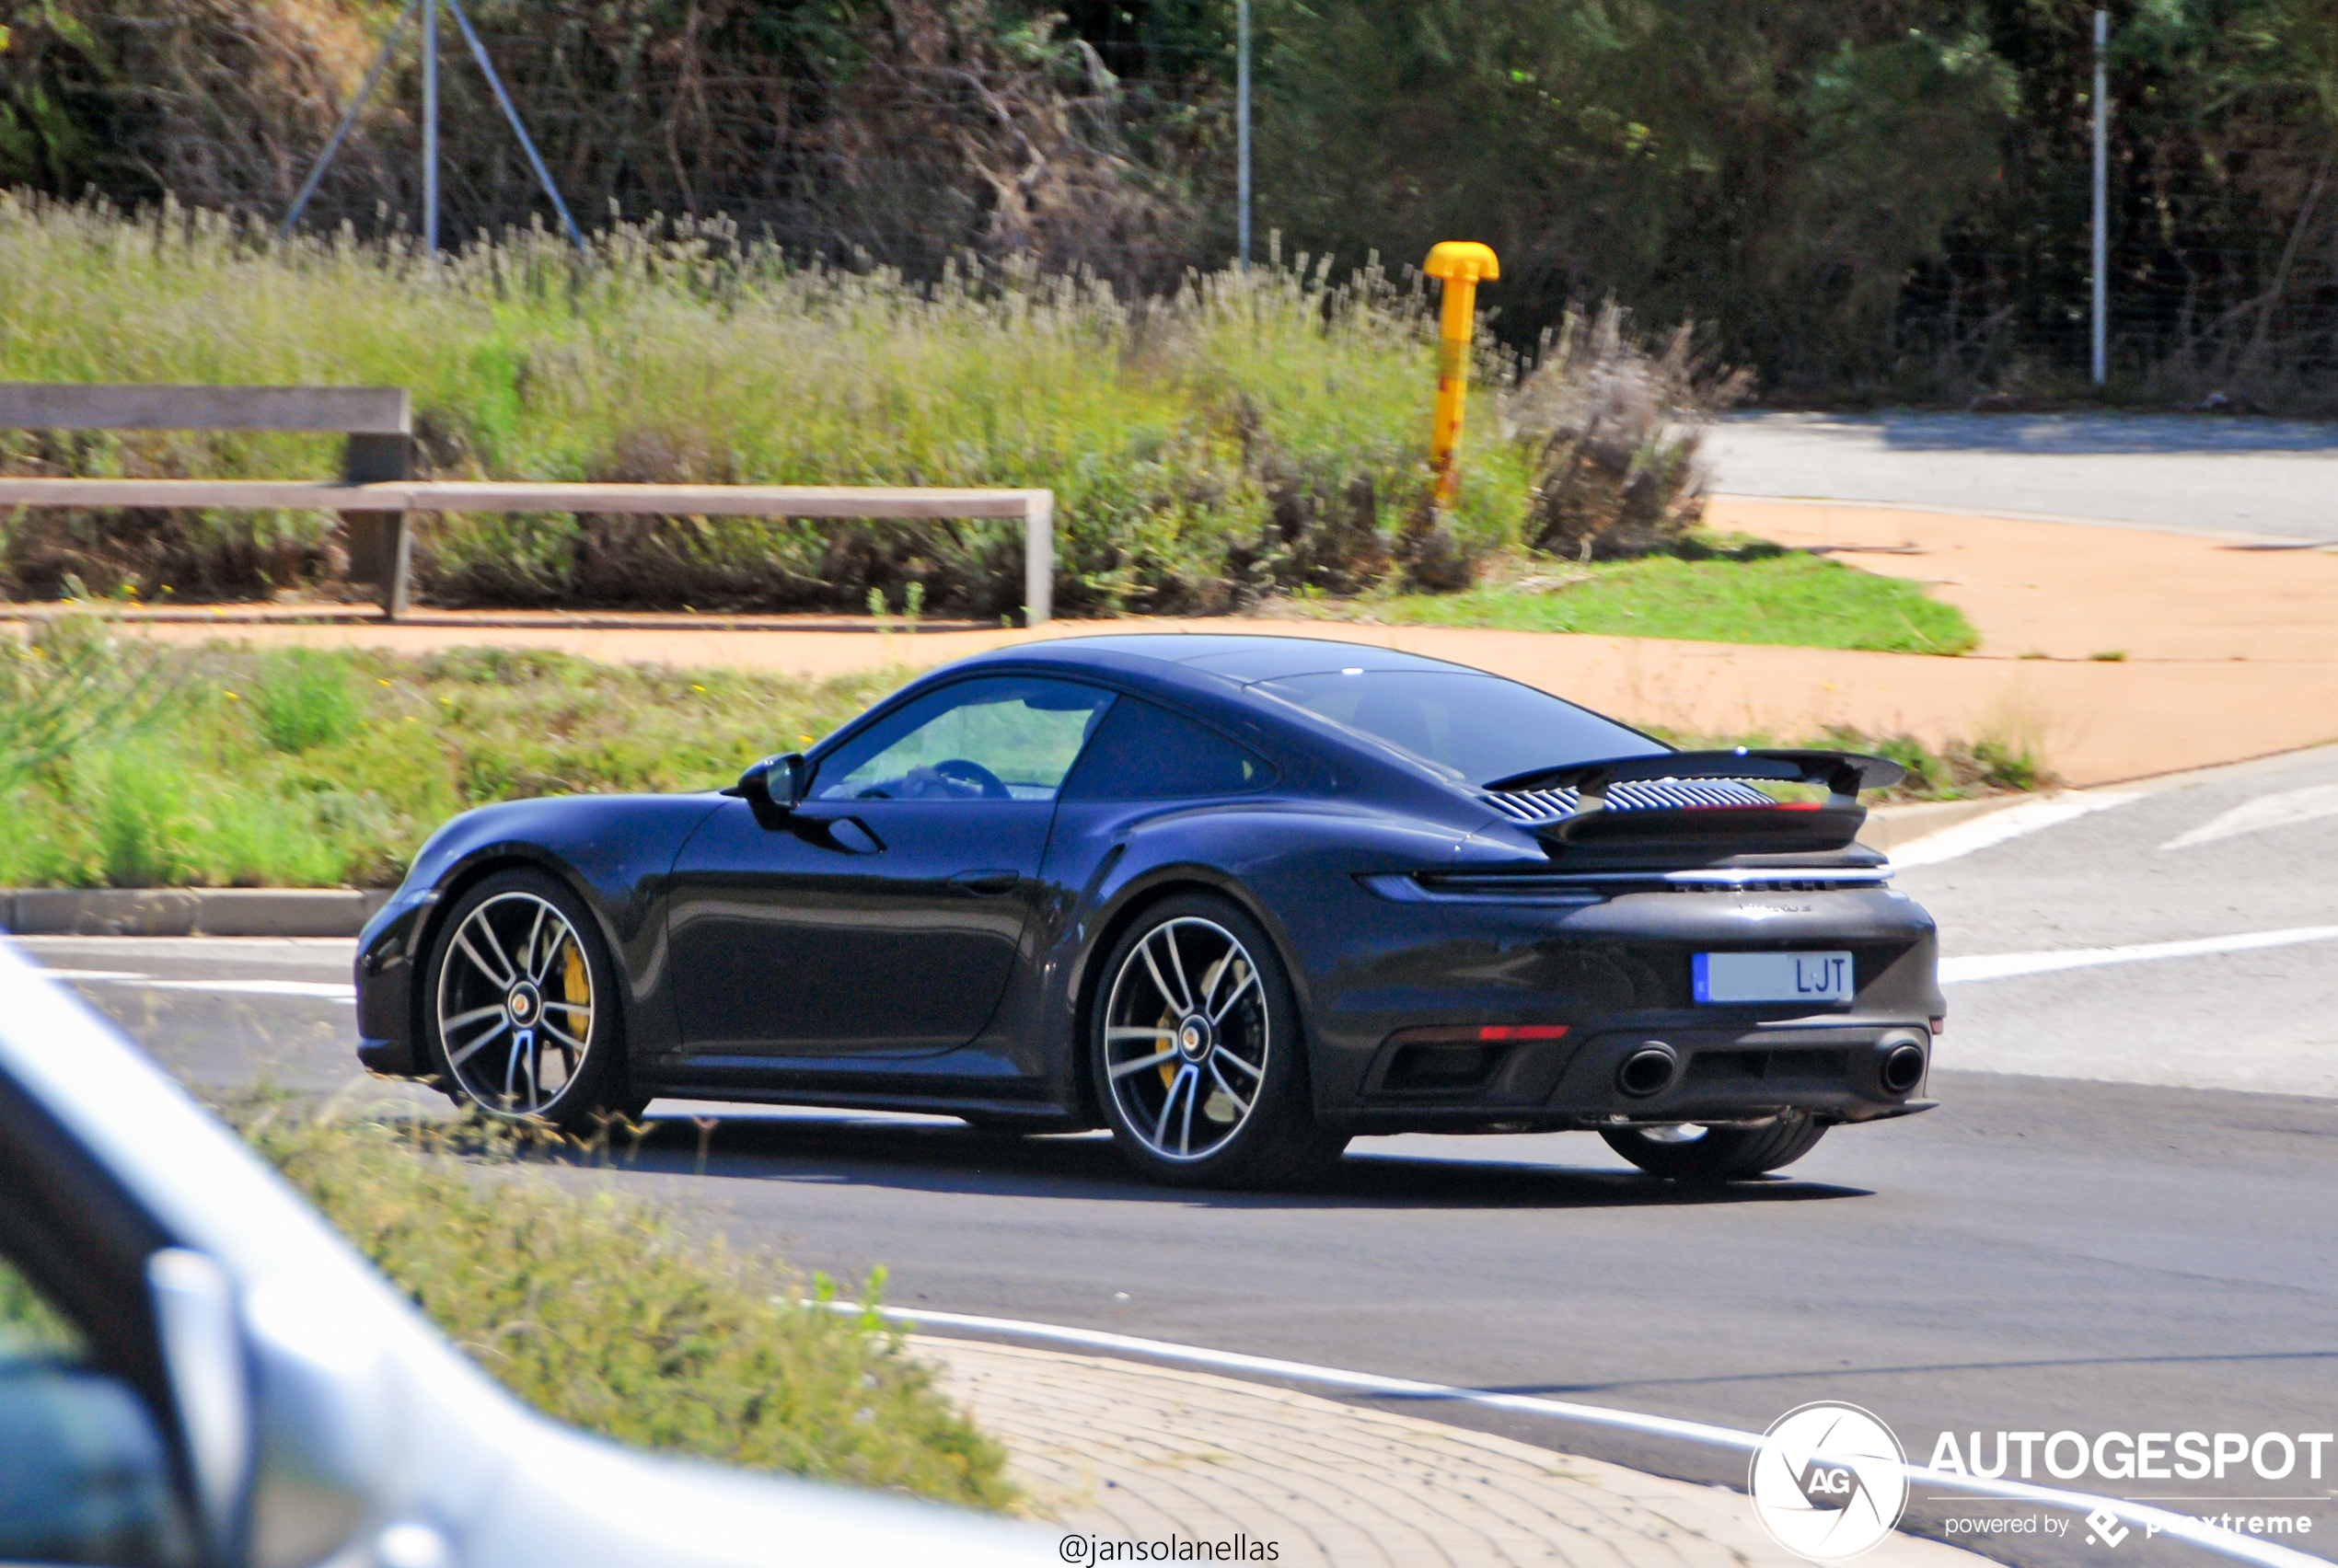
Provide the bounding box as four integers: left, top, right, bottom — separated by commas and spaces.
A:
986, 634, 1490, 685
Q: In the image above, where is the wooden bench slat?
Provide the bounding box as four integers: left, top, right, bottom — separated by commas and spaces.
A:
0, 477, 1043, 517
0, 385, 411, 436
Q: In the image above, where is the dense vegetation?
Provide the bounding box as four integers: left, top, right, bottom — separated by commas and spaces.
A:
0, 201, 1548, 616
4, 0, 2333, 398
2, 200, 1802, 615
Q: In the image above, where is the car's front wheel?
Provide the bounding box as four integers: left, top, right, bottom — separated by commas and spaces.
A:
422, 869, 633, 1132
1601, 1115, 1827, 1181
1091, 894, 1348, 1189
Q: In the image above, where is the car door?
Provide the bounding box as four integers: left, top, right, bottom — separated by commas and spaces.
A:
666, 674, 1117, 1057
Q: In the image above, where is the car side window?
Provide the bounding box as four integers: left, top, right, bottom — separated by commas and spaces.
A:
812, 677, 1117, 802
1059, 698, 1278, 800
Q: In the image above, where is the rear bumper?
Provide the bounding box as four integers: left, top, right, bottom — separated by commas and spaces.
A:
1323, 1021, 1937, 1134
1280, 874, 1944, 1133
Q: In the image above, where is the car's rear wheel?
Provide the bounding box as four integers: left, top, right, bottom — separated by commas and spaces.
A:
422, 869, 630, 1132
1600, 1115, 1827, 1181
1092, 894, 1348, 1189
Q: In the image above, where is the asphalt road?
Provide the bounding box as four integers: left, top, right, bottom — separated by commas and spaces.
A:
1705, 411, 2338, 543
19, 745, 2338, 1566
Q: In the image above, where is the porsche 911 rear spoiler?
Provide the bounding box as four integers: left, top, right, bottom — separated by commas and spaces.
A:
1481, 749, 1905, 854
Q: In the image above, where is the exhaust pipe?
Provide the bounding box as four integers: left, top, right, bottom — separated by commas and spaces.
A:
1615, 1043, 1679, 1098
1880, 1041, 1927, 1095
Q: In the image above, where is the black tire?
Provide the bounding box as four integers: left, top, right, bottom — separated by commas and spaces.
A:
1600, 1115, 1827, 1181
421, 869, 631, 1133
1089, 892, 1348, 1189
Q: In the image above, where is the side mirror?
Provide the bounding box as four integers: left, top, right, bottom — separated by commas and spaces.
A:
723, 753, 805, 813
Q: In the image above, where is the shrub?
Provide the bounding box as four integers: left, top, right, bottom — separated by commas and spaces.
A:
1502, 302, 1751, 560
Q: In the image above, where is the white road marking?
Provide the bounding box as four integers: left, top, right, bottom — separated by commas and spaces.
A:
2162, 783, 2338, 849
1889, 790, 2143, 868
828, 1304, 2323, 1568
141, 978, 358, 1001
1942, 926, 2338, 985
36, 971, 356, 1002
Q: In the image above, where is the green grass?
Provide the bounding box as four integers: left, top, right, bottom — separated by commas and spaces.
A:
0, 626, 906, 888
1285, 553, 1979, 655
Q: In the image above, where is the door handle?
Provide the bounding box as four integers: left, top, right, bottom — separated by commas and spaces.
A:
949, 869, 1021, 896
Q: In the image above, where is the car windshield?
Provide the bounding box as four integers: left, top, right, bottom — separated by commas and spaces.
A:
1253, 670, 1665, 785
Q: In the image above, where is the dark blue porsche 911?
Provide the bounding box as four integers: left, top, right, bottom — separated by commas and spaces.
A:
353, 635, 1942, 1187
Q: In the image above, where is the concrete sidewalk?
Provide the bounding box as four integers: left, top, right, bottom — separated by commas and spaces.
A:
914, 1334, 1980, 1567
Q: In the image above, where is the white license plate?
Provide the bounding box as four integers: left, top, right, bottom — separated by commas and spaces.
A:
1693, 951, 1855, 1004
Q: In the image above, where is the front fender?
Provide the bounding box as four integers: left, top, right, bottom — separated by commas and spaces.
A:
353, 794, 726, 1078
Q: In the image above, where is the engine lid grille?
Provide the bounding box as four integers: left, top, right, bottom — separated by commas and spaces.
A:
1481, 778, 1776, 823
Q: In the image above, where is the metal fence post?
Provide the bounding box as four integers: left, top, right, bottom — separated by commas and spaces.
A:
2091, 8, 2109, 386
1024, 492, 1054, 628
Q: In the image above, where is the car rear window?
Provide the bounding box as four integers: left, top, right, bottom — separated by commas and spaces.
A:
1253, 670, 1665, 785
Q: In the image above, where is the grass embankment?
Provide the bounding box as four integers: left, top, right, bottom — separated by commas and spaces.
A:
0, 620, 2038, 889
1284, 552, 1979, 655
0, 1106, 1013, 1509
242, 1104, 1014, 1507
0, 628, 896, 888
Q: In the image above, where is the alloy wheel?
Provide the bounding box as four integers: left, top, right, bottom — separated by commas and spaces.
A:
1103, 917, 1268, 1162
434, 892, 596, 1115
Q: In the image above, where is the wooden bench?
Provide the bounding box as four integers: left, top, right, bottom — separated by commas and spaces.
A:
0, 386, 1057, 623
0, 383, 419, 613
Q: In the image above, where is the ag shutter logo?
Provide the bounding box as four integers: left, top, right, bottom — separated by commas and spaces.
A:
1751, 1402, 1911, 1562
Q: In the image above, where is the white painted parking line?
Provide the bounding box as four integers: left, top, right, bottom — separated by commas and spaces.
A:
1942, 926, 2338, 985
1889, 791, 2144, 868
834, 1305, 2325, 1568
2162, 783, 2338, 850
29, 969, 155, 982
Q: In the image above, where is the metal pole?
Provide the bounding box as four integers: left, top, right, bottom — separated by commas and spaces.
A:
1236, 0, 1252, 267
2091, 7, 2108, 386
282, 0, 421, 238
443, 0, 587, 250
422, 0, 439, 251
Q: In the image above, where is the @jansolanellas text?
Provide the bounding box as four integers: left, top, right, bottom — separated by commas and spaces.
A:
1059, 1535, 1280, 1563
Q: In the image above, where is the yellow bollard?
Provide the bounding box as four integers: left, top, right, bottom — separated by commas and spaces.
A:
1422, 241, 1499, 506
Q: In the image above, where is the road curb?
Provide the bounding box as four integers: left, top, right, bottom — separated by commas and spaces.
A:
1859, 794, 2031, 852
0, 888, 389, 938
